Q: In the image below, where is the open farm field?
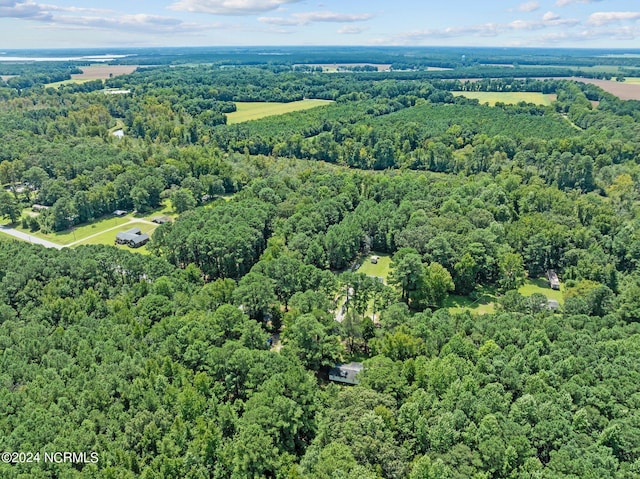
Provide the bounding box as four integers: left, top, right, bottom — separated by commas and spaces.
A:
73, 64, 138, 80
624, 77, 640, 84
226, 100, 334, 123
452, 91, 557, 105
555, 77, 640, 100
45, 65, 138, 87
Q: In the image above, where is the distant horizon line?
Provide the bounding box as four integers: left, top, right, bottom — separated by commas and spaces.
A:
2, 45, 640, 52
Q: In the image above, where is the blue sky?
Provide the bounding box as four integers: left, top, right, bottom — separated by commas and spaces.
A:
0, 0, 639, 49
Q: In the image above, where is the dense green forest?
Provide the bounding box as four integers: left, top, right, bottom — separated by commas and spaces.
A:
1, 50, 640, 478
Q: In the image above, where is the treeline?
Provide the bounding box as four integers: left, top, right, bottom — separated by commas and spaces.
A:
0, 140, 235, 232
1, 220, 640, 478
0, 63, 82, 89
1, 54, 640, 476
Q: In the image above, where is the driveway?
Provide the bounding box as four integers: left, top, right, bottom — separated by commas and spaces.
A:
0, 225, 64, 250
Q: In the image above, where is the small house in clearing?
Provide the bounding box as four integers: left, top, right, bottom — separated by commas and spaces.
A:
547, 270, 560, 290
112, 209, 128, 217
115, 228, 149, 248
151, 216, 171, 224
328, 362, 363, 385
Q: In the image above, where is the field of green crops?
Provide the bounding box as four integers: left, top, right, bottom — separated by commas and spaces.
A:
226, 100, 334, 124
452, 91, 557, 106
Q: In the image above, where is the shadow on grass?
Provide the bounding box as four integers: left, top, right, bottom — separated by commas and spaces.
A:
443, 285, 498, 314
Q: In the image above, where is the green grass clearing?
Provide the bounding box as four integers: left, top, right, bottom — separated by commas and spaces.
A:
45, 78, 97, 88
624, 77, 640, 84
226, 100, 334, 124
445, 285, 497, 315
16, 215, 131, 246
452, 91, 557, 106
518, 277, 564, 304
139, 199, 178, 221
356, 254, 391, 284
445, 277, 563, 315
74, 221, 158, 254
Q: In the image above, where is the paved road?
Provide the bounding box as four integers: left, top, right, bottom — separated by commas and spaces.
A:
0, 225, 64, 249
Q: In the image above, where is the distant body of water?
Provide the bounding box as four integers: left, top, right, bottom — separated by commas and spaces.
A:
0, 54, 132, 62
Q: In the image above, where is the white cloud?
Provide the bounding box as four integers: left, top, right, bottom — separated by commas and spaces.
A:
0, 1, 51, 20
259, 11, 373, 26
0, 1, 207, 34
509, 20, 537, 30
40, 4, 113, 14
169, 0, 303, 15
555, 0, 602, 6
52, 14, 207, 34
543, 11, 560, 21
533, 24, 640, 44
338, 25, 367, 35
588, 11, 640, 26
388, 11, 585, 45
518, 2, 540, 12
542, 11, 579, 26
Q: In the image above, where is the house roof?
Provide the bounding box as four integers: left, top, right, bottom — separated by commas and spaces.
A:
152, 216, 171, 224
116, 228, 142, 241
328, 362, 363, 385
129, 234, 149, 246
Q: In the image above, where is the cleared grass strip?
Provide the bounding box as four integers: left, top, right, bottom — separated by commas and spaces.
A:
226, 99, 334, 124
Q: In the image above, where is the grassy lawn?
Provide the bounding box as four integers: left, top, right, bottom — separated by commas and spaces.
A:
452, 91, 557, 106
356, 254, 392, 284
16, 215, 131, 246
139, 199, 178, 221
226, 99, 334, 124
74, 221, 158, 254
518, 277, 564, 304
445, 285, 497, 315
445, 277, 563, 315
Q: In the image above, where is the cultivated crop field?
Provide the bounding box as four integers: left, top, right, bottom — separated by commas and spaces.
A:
452, 91, 557, 106
72, 64, 138, 80
45, 64, 139, 87
556, 77, 640, 100
226, 99, 334, 124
